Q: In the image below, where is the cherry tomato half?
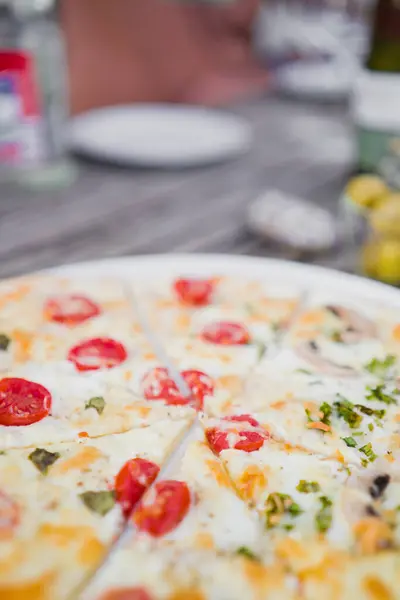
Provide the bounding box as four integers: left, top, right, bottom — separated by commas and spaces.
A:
133, 480, 190, 537
68, 337, 128, 372
201, 321, 250, 345
173, 278, 213, 306
0, 378, 51, 426
44, 294, 101, 326
115, 458, 160, 518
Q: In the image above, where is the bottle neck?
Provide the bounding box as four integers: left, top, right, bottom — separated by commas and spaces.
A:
370, 0, 400, 43
367, 0, 400, 71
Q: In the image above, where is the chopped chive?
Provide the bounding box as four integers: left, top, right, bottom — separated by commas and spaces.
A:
296, 480, 321, 493
359, 443, 377, 462
315, 496, 333, 533
342, 437, 357, 448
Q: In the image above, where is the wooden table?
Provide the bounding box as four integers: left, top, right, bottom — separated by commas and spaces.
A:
0, 95, 356, 279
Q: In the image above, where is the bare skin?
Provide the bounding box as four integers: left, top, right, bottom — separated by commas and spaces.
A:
61, 0, 269, 115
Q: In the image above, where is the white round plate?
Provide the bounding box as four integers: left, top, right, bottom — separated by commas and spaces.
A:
275, 60, 352, 102
45, 253, 400, 308
68, 105, 253, 168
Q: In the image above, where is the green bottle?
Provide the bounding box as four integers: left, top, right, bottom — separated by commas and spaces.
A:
367, 0, 400, 73
353, 0, 400, 173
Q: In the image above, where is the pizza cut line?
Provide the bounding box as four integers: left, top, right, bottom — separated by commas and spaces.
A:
0, 272, 400, 599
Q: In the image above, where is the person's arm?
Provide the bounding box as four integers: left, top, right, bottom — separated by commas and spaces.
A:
61, 0, 267, 115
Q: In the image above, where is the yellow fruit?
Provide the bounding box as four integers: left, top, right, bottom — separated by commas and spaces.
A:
345, 175, 389, 210
362, 240, 380, 279
370, 199, 400, 237
374, 239, 400, 284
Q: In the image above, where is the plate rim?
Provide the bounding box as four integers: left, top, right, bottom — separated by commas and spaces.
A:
33, 252, 400, 307
68, 105, 253, 168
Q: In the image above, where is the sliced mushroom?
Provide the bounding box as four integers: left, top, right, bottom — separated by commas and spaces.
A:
295, 341, 357, 377
325, 305, 377, 343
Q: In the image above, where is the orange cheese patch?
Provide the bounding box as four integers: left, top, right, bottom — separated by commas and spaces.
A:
392, 324, 400, 342
194, 532, 215, 550
54, 446, 103, 474
298, 309, 325, 327
0, 284, 32, 311
205, 459, 232, 489
363, 576, 394, 600
0, 571, 55, 600
13, 329, 34, 363
236, 466, 267, 503
353, 518, 394, 555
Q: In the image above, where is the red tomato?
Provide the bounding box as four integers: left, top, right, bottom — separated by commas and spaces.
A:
0, 490, 19, 538
0, 378, 51, 427
142, 368, 213, 411
201, 321, 250, 345
115, 458, 160, 518
205, 427, 229, 454
173, 278, 213, 306
134, 480, 190, 537
100, 587, 152, 600
142, 367, 187, 405
68, 337, 127, 372
234, 431, 266, 452
44, 294, 101, 326
224, 414, 261, 428
206, 414, 268, 455
181, 369, 214, 410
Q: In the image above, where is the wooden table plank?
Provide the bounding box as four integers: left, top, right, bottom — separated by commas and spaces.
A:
0, 95, 354, 278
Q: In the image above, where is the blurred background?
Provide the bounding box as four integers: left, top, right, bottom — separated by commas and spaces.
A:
0, 0, 399, 283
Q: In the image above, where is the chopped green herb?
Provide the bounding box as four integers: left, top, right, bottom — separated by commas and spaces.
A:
319, 402, 332, 426
296, 368, 312, 375
334, 397, 363, 429
361, 458, 369, 468
254, 341, 267, 361
305, 408, 313, 423
236, 546, 259, 561
265, 493, 303, 529
365, 355, 396, 377
296, 480, 321, 493
352, 431, 364, 436
85, 396, 106, 415
80, 490, 116, 516
0, 334, 10, 351
355, 404, 373, 416
28, 448, 60, 475
0, 451, 6, 456
315, 496, 333, 533
288, 502, 303, 516
368, 423, 374, 432
331, 330, 344, 343
283, 524, 295, 531
359, 443, 377, 463
355, 404, 386, 420
305, 402, 332, 430
342, 437, 357, 448
366, 384, 397, 406
270, 322, 281, 334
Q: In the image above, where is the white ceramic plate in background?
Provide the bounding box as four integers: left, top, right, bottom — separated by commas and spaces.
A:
68, 105, 253, 168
